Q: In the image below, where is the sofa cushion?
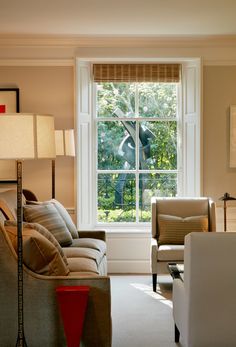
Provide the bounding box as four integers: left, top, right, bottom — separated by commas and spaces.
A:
26, 199, 78, 239
71, 238, 106, 255
66, 257, 99, 274
158, 214, 209, 245
5, 220, 68, 266
63, 247, 103, 266
23, 204, 73, 246
157, 244, 184, 261
5, 224, 69, 276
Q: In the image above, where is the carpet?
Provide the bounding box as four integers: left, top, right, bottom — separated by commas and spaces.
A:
110, 275, 183, 347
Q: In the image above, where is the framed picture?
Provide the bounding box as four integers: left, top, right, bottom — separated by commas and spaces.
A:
0, 88, 19, 113
0, 88, 20, 182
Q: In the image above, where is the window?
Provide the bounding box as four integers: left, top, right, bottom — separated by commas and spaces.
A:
96, 81, 180, 223
76, 59, 201, 230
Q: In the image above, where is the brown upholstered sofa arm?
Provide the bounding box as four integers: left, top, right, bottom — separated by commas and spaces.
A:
78, 230, 106, 242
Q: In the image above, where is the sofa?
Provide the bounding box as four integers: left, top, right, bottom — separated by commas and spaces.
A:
0, 189, 112, 347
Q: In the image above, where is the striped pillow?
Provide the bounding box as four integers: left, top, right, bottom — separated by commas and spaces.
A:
158, 214, 209, 245
26, 199, 78, 239
23, 204, 73, 246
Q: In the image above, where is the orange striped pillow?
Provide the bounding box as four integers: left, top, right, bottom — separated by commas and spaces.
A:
158, 214, 209, 245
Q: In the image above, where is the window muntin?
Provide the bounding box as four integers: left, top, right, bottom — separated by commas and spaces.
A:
96, 82, 179, 224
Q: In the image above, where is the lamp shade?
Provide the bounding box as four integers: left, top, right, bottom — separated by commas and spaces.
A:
55, 129, 75, 157
0, 113, 56, 159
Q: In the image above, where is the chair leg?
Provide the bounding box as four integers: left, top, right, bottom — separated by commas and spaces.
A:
152, 274, 157, 292
175, 324, 180, 343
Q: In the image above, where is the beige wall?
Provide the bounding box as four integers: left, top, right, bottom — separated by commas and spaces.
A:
203, 66, 236, 202
0, 66, 75, 207
1, 63, 236, 211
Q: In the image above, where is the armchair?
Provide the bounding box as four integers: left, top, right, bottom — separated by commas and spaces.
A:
151, 197, 216, 291
173, 232, 236, 347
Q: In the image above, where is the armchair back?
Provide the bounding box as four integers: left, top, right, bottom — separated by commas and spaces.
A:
151, 197, 216, 239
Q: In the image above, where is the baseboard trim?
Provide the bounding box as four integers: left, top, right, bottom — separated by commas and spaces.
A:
108, 260, 150, 274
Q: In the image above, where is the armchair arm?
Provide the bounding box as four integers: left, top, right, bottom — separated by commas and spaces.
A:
78, 230, 106, 242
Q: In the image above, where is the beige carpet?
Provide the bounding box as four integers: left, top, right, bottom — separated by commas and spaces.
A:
110, 275, 183, 347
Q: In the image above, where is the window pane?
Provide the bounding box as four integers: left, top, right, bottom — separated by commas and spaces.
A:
98, 121, 136, 170
138, 83, 177, 118
97, 83, 135, 118
98, 173, 136, 222
139, 121, 177, 170
139, 173, 178, 222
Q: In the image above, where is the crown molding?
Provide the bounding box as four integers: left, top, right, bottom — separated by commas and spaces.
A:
0, 59, 74, 66
1, 58, 236, 67
1, 34, 236, 48
204, 59, 236, 66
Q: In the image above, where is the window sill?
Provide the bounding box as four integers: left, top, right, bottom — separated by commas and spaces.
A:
94, 224, 151, 235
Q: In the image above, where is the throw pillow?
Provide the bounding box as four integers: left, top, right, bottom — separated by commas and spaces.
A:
50, 199, 78, 239
5, 220, 68, 266
158, 214, 209, 245
23, 204, 73, 246
5, 224, 70, 276
26, 199, 78, 239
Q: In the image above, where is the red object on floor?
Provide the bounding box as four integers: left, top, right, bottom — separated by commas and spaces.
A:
0, 105, 6, 113
56, 286, 90, 347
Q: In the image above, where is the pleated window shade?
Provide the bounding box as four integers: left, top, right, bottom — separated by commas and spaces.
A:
93, 64, 181, 83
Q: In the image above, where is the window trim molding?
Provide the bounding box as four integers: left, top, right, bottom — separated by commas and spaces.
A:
76, 57, 202, 230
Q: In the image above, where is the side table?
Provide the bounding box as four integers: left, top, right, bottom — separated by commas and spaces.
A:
167, 262, 184, 281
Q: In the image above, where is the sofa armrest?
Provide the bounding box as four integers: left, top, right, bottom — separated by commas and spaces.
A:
78, 230, 106, 242
24, 273, 112, 347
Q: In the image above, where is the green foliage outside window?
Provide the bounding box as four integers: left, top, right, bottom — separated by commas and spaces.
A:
96, 82, 178, 223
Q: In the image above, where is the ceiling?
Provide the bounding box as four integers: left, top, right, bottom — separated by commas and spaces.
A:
1, 0, 236, 37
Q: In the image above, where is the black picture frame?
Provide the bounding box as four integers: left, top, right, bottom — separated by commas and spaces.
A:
0, 87, 20, 113
0, 87, 20, 182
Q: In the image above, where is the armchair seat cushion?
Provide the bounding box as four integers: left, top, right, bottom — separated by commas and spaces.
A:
157, 244, 184, 261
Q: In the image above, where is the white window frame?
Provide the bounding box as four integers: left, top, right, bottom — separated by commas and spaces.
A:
76, 58, 202, 231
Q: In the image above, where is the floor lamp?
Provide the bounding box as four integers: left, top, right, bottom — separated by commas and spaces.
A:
219, 192, 236, 231
0, 114, 56, 346
52, 129, 75, 199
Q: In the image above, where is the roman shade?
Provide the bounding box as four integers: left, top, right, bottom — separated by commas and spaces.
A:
93, 63, 181, 83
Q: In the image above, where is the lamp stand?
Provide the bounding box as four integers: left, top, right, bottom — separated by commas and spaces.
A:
16, 160, 27, 347
52, 159, 55, 199
223, 200, 227, 232
219, 192, 236, 232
